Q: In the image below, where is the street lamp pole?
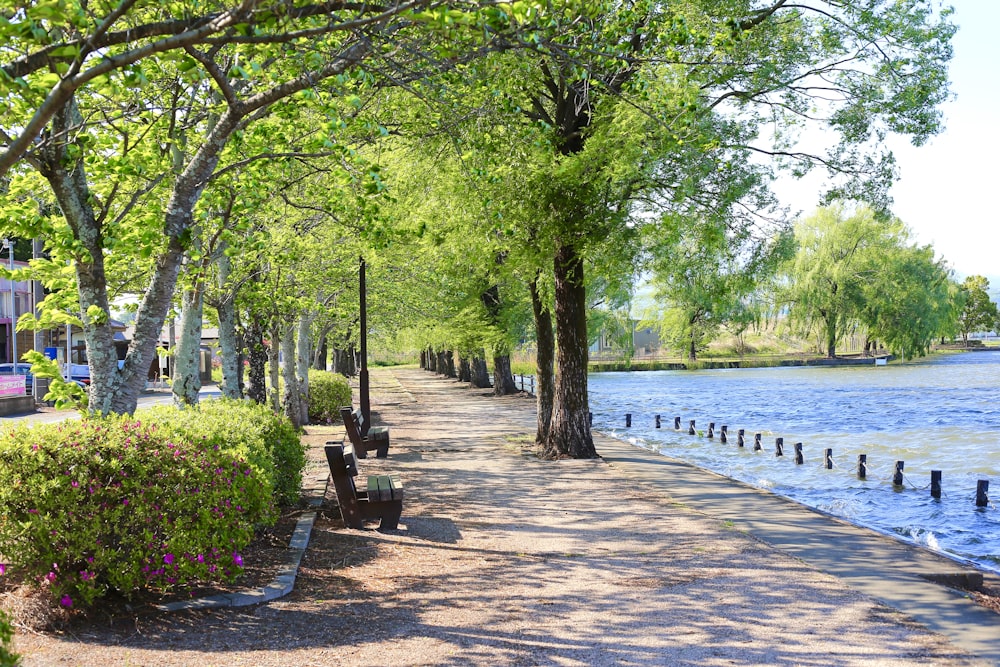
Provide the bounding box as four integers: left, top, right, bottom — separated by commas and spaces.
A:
359, 255, 370, 435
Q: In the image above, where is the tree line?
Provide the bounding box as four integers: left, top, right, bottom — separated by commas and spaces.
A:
639, 204, 996, 362
0, 1, 959, 458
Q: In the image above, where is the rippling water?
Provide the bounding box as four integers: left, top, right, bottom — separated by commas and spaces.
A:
588, 351, 1000, 572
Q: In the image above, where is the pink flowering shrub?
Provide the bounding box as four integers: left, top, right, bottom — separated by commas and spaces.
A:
0, 415, 273, 607
307, 370, 352, 425
140, 398, 305, 506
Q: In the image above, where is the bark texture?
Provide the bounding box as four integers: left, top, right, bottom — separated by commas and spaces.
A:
541, 244, 596, 459
172, 283, 204, 406
244, 321, 267, 404
296, 314, 313, 426
281, 324, 300, 429
492, 354, 518, 396
214, 251, 241, 399
530, 275, 555, 445
471, 356, 490, 388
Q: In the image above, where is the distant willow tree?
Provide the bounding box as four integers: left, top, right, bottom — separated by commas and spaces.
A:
957, 275, 998, 346
783, 205, 954, 359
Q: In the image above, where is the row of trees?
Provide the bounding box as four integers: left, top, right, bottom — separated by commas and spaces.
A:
642, 205, 989, 362
1, 1, 958, 459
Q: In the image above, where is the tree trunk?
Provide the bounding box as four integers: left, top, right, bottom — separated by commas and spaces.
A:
313, 333, 328, 371
458, 356, 471, 383
688, 335, 697, 362
826, 315, 838, 358
296, 314, 312, 427
427, 348, 437, 373
347, 344, 357, 376
541, 243, 596, 459
215, 251, 241, 399
269, 323, 281, 412
39, 100, 156, 415
471, 355, 490, 388
530, 274, 555, 445
244, 320, 267, 404
492, 353, 517, 395
172, 283, 204, 406
420, 349, 427, 369
444, 350, 456, 378
281, 324, 301, 429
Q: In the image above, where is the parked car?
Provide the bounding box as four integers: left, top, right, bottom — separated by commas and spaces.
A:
68, 363, 91, 386
0, 362, 88, 394
0, 363, 33, 394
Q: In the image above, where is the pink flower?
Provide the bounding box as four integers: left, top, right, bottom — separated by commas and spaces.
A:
233, 552, 244, 567
164, 553, 174, 565
60, 595, 73, 608
0, 564, 6, 575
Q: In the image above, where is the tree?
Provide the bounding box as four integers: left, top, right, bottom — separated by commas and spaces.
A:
783, 205, 954, 360
0, 0, 544, 415
645, 217, 793, 361
957, 275, 998, 346
491, 1, 954, 457
784, 206, 899, 358
858, 243, 955, 359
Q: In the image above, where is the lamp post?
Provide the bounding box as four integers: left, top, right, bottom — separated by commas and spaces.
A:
2, 240, 13, 369
359, 255, 370, 435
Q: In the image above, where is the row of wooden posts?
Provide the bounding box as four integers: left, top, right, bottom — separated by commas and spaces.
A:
608, 412, 992, 508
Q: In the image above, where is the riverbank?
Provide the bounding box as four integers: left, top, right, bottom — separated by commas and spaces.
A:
12, 367, 993, 666
590, 353, 895, 372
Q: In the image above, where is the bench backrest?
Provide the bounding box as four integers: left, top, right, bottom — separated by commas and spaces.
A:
324, 443, 363, 525
340, 406, 369, 443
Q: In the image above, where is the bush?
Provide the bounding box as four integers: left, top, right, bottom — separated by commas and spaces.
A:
0, 611, 18, 666
307, 370, 352, 424
140, 399, 304, 507
0, 416, 273, 608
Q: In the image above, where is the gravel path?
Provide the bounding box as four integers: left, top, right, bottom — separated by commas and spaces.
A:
11, 368, 989, 666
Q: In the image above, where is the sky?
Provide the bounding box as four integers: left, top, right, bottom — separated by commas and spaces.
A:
774, 1, 999, 284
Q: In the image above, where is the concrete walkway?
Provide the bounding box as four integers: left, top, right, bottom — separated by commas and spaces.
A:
596, 422, 1000, 663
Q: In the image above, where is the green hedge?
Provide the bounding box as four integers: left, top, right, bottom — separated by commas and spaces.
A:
140, 398, 305, 507
0, 415, 273, 608
307, 370, 352, 424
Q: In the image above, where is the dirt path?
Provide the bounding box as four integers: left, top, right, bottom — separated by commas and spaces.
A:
12, 368, 988, 666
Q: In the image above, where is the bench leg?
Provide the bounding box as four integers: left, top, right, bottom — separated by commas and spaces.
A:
354, 445, 368, 460
375, 439, 389, 458
377, 500, 402, 531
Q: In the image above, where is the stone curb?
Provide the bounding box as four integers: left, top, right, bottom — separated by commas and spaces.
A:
155, 470, 329, 612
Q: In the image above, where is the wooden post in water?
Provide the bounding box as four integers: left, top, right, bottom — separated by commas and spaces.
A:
976, 480, 990, 507
775, 437, 783, 457
688, 419, 696, 435
753, 433, 762, 451
674, 416, 681, 430
893, 461, 905, 487
655, 414, 661, 429
824, 448, 833, 470
588, 411, 593, 427
857, 454, 867, 479
720, 425, 728, 444
794, 443, 803, 465
931, 470, 942, 499
625, 413, 631, 428
737, 429, 745, 447
707, 422, 715, 439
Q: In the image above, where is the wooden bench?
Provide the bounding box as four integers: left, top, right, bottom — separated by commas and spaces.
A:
340, 406, 390, 459
324, 443, 403, 530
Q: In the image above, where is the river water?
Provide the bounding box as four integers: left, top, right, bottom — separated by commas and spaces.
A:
589, 351, 1000, 573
